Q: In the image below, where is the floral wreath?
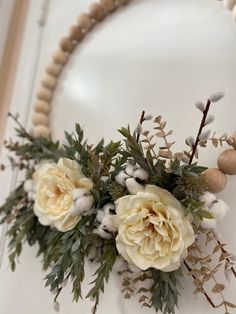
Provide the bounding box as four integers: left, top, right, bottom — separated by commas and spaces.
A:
1, 1, 236, 314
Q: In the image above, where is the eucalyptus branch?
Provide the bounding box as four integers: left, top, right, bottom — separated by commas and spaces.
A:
189, 100, 211, 165
184, 260, 216, 308
211, 231, 236, 278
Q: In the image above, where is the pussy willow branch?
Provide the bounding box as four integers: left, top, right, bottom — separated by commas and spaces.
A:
136, 110, 146, 143
189, 100, 211, 165
184, 261, 216, 308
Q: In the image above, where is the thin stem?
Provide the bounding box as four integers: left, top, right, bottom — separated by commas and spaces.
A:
211, 231, 236, 278
184, 260, 216, 308
189, 99, 211, 165
8, 112, 33, 141
136, 110, 146, 143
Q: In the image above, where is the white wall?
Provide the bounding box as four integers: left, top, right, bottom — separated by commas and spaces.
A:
0, 1, 236, 314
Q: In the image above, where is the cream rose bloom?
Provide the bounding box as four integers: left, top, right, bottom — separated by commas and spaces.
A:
113, 185, 194, 271
34, 158, 93, 232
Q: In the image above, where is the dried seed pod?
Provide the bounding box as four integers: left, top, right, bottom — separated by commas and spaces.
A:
217, 149, 236, 175
33, 125, 50, 139
89, 3, 105, 21
32, 113, 49, 126
202, 168, 227, 193
34, 101, 50, 114
77, 13, 93, 31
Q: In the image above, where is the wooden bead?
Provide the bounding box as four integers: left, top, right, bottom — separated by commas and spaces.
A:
89, 3, 105, 21
33, 125, 50, 139
223, 0, 236, 10
34, 101, 50, 114
32, 113, 49, 126
53, 50, 68, 65
217, 149, 236, 175
42, 75, 57, 90
100, 0, 116, 13
60, 37, 75, 53
69, 25, 84, 41
77, 13, 93, 31
37, 87, 52, 101
202, 168, 227, 193
46, 63, 61, 76
116, 0, 130, 5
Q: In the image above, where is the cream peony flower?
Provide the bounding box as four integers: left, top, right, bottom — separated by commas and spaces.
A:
113, 185, 194, 272
34, 158, 93, 232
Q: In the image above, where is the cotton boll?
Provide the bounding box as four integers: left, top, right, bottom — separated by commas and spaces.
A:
28, 192, 36, 201
72, 188, 89, 201
101, 215, 117, 234
125, 163, 136, 176
70, 195, 94, 216
201, 217, 217, 230
96, 209, 105, 223
103, 203, 116, 215
209, 200, 229, 220
126, 178, 144, 195
94, 225, 113, 239
133, 168, 149, 181
199, 192, 216, 207
115, 171, 129, 186
113, 256, 125, 272
24, 179, 34, 193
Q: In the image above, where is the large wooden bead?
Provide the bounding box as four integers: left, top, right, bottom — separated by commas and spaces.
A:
60, 37, 75, 53
223, 0, 236, 10
37, 87, 52, 101
53, 50, 68, 65
202, 168, 227, 193
42, 75, 57, 89
32, 113, 49, 126
34, 100, 50, 114
100, 0, 116, 13
69, 25, 84, 41
89, 3, 105, 21
217, 149, 236, 175
46, 63, 61, 76
77, 13, 93, 31
33, 125, 50, 139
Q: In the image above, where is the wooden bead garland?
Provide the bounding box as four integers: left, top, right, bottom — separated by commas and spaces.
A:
32, 0, 128, 139
31, 0, 236, 197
